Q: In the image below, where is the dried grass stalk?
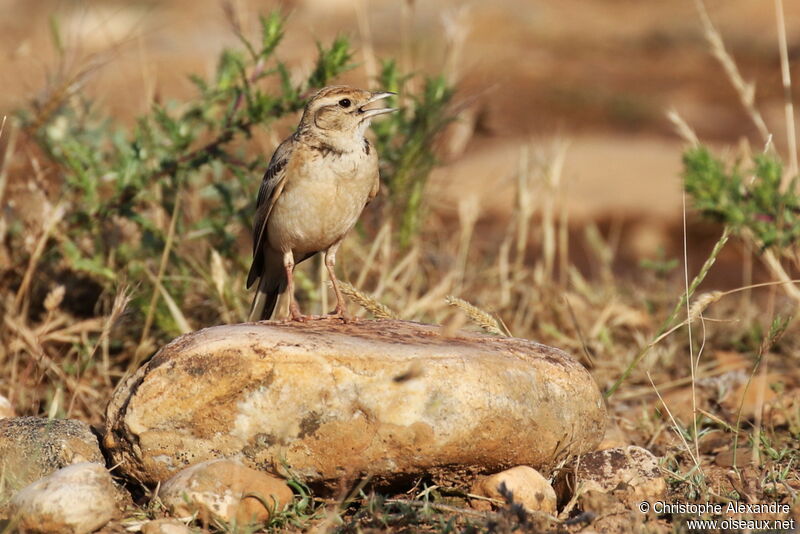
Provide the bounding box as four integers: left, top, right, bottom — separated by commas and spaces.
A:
687, 291, 724, 322
43, 285, 66, 312
693, 0, 770, 143
666, 108, 700, 146
445, 296, 509, 337
339, 281, 398, 319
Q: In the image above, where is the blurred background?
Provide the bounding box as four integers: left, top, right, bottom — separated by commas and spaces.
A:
3, 0, 799, 267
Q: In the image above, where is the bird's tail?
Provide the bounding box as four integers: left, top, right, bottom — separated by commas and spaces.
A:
248, 253, 286, 322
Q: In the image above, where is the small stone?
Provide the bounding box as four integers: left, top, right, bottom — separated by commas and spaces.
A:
554, 446, 666, 508
0, 417, 105, 507
471, 466, 557, 515
158, 459, 293, 525
0, 395, 14, 419
104, 320, 607, 485
141, 519, 193, 534
719, 371, 783, 419
714, 447, 756, 468
7, 462, 117, 534
764, 387, 800, 428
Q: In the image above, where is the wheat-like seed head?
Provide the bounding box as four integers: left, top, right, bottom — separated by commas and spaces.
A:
688, 291, 724, 322
339, 281, 398, 319
445, 296, 508, 336
43, 285, 66, 312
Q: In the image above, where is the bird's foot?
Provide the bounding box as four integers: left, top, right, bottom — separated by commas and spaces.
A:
328, 306, 355, 323
288, 304, 310, 322
286, 305, 353, 323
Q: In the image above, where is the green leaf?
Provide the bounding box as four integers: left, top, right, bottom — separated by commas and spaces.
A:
259, 11, 284, 58
61, 241, 116, 281
308, 36, 354, 89
684, 145, 800, 251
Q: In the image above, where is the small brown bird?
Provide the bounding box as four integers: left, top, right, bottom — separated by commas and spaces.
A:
247, 86, 396, 321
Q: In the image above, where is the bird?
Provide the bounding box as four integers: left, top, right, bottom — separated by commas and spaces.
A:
247, 85, 396, 322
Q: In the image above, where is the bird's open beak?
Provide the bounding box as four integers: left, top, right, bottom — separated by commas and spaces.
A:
359, 91, 397, 119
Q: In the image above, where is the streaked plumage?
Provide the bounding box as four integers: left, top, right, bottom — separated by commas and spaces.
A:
247, 86, 395, 321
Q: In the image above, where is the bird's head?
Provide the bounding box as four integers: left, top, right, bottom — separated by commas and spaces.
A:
299, 86, 396, 143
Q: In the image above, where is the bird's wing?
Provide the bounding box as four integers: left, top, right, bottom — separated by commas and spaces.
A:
246, 136, 294, 288
369, 171, 380, 201
367, 142, 380, 201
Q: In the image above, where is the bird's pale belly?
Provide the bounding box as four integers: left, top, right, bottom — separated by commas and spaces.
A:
267, 167, 373, 256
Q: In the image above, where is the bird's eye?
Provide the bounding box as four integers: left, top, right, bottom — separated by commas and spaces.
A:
338, 98, 351, 108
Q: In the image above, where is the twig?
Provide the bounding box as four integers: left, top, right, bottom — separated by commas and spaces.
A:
65, 286, 131, 416
693, 0, 770, 143
774, 0, 798, 184
647, 372, 702, 471
681, 187, 701, 463
564, 295, 593, 368
137, 190, 182, 357
666, 109, 699, 146
760, 244, 800, 303
0, 117, 19, 212
13, 203, 66, 313
606, 226, 730, 397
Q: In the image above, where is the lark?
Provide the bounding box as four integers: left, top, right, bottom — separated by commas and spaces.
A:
247, 86, 396, 321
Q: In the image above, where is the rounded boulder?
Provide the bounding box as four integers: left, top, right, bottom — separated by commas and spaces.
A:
0, 417, 104, 509
7, 462, 117, 534
104, 320, 606, 485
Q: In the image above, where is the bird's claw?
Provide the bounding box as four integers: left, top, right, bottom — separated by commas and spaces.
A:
288, 303, 310, 322
331, 307, 355, 323
286, 304, 353, 323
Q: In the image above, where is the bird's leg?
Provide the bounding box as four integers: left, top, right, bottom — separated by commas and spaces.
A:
324, 242, 352, 322
283, 251, 307, 322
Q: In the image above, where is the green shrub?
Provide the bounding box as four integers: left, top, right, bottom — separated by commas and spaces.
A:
15, 12, 455, 342
683, 145, 800, 250
372, 61, 454, 247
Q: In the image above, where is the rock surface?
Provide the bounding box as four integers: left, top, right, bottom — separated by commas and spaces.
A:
0, 395, 14, 419
141, 519, 193, 534
7, 462, 117, 534
158, 459, 292, 525
471, 466, 557, 515
0, 417, 105, 507
554, 446, 666, 507
104, 320, 607, 485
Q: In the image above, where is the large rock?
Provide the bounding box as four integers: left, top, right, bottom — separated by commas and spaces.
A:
104, 320, 606, 485
0, 417, 104, 508
7, 462, 117, 534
